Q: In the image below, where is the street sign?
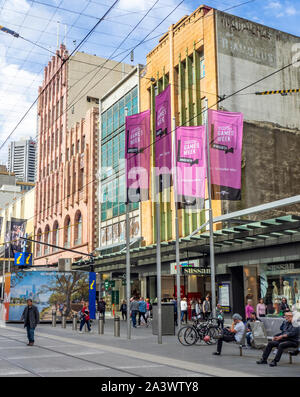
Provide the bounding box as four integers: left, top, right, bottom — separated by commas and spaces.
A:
14, 252, 32, 266
89, 272, 96, 319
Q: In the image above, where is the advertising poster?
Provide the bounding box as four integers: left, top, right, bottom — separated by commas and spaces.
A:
218, 283, 231, 312
155, 85, 172, 176
175, 126, 206, 207
6, 271, 90, 322
4, 221, 12, 259
208, 109, 243, 200
10, 218, 27, 254
125, 110, 150, 203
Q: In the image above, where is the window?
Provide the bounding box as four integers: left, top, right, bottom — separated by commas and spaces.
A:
53, 221, 59, 252
64, 216, 71, 248
44, 225, 50, 255
200, 58, 205, 79
36, 229, 42, 257
74, 211, 82, 245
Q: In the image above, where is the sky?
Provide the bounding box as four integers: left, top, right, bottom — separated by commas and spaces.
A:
0, 0, 299, 162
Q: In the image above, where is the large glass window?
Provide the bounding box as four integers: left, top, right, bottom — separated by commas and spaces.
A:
100, 86, 139, 221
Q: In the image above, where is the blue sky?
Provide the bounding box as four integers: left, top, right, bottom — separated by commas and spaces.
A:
0, 0, 299, 161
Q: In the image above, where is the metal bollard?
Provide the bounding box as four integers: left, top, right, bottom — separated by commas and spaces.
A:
52, 310, 57, 327
61, 312, 66, 328
114, 316, 120, 337
72, 314, 77, 331
84, 323, 88, 332
98, 315, 104, 334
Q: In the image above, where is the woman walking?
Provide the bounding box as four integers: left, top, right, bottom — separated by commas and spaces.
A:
120, 300, 127, 320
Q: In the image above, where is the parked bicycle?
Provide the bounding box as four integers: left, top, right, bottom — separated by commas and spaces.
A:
177, 318, 222, 346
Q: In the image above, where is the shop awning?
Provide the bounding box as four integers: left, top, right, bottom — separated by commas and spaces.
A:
73, 215, 300, 272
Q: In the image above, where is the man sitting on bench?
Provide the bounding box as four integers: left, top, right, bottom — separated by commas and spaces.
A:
213, 313, 245, 356
256, 311, 298, 367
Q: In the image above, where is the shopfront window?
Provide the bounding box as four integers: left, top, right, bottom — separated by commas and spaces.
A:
259, 262, 300, 314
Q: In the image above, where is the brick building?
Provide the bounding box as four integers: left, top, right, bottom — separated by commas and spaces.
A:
34, 45, 133, 266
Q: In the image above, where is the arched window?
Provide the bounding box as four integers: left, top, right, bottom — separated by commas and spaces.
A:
44, 225, 50, 255
53, 221, 59, 252
64, 216, 71, 248
36, 228, 42, 257
74, 211, 82, 246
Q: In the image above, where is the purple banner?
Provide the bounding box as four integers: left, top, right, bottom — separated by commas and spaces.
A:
125, 110, 150, 202
175, 126, 206, 206
208, 109, 243, 200
155, 85, 172, 174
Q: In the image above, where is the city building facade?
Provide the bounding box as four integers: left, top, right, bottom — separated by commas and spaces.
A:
34, 44, 133, 267
7, 139, 36, 183
98, 66, 143, 307
82, 5, 300, 315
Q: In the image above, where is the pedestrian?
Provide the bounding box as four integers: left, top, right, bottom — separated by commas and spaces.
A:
20, 299, 39, 346
97, 297, 106, 323
145, 298, 152, 319
246, 312, 261, 347
216, 304, 225, 329
79, 302, 91, 333
171, 296, 178, 326
191, 299, 197, 319
120, 300, 127, 320
130, 297, 139, 328
245, 299, 254, 321
279, 298, 290, 314
256, 298, 267, 318
257, 311, 298, 366
180, 297, 188, 324
213, 313, 245, 356
203, 295, 211, 321
138, 297, 147, 326
197, 298, 204, 320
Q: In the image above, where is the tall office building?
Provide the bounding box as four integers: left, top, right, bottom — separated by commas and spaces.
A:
7, 139, 36, 183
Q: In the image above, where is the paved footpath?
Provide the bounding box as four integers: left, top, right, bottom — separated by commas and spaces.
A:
0, 320, 298, 377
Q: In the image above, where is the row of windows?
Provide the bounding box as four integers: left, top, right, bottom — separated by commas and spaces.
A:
101, 86, 138, 141
101, 175, 138, 221
100, 86, 139, 221
36, 212, 82, 256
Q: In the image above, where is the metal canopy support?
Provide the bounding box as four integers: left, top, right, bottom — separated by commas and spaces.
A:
205, 98, 216, 318
125, 107, 131, 340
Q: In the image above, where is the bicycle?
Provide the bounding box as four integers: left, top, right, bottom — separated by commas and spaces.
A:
177, 318, 222, 346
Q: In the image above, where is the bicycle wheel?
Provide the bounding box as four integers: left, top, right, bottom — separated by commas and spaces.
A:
177, 326, 197, 346
205, 326, 222, 345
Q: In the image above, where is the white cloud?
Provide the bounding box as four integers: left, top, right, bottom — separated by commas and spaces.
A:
266, 1, 282, 9
286, 6, 297, 16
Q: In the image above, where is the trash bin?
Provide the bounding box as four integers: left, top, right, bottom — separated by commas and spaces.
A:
152, 302, 175, 336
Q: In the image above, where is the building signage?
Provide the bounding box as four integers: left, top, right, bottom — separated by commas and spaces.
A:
183, 268, 211, 275
14, 252, 32, 266
89, 272, 96, 320
266, 262, 300, 275
170, 259, 200, 275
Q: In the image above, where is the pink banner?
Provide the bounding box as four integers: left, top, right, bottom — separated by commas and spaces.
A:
208, 109, 243, 200
155, 85, 172, 174
175, 126, 206, 206
125, 110, 150, 202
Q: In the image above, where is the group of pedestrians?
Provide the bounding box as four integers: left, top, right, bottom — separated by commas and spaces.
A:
180, 295, 213, 323
129, 297, 152, 328
245, 297, 293, 320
